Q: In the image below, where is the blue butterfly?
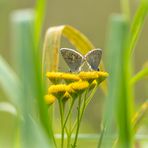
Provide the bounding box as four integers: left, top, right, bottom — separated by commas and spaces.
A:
60, 48, 102, 72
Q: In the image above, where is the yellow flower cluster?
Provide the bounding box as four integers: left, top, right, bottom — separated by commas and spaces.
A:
46, 72, 80, 83
45, 71, 108, 105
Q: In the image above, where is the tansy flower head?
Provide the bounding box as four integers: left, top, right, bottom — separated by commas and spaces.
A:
79, 71, 108, 83
61, 73, 80, 83
48, 84, 73, 97
69, 80, 89, 95
44, 94, 56, 105
79, 71, 99, 83
96, 71, 109, 83
46, 72, 63, 84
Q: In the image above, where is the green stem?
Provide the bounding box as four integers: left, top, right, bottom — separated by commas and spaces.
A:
71, 87, 98, 147
58, 99, 64, 148
67, 132, 72, 148
63, 99, 75, 128
79, 91, 88, 123
71, 86, 97, 133
71, 120, 77, 133
64, 99, 75, 148
85, 85, 98, 109
130, 67, 148, 85
98, 122, 106, 148
73, 95, 82, 147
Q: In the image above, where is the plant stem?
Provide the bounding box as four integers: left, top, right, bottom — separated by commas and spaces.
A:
58, 99, 64, 148
71, 120, 77, 133
67, 132, 72, 148
63, 99, 75, 128
130, 67, 148, 85
73, 95, 82, 147
79, 91, 88, 123
71, 87, 98, 147
98, 122, 106, 148
85, 85, 98, 108
64, 99, 75, 148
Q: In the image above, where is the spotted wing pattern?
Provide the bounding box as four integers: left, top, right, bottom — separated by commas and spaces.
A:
60, 48, 84, 72
85, 49, 102, 70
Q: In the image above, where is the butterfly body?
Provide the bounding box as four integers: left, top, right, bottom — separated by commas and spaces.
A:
60, 48, 102, 72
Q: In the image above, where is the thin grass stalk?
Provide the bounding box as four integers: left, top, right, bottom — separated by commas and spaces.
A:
132, 100, 148, 132
102, 15, 133, 148
34, 0, 46, 46
129, 0, 148, 55
130, 67, 148, 85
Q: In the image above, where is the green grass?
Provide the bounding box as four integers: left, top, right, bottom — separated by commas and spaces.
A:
102, 15, 133, 148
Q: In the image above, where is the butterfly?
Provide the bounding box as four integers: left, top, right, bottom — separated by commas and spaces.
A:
60, 48, 102, 72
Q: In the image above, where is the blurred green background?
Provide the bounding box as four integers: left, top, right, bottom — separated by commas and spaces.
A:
0, 0, 148, 147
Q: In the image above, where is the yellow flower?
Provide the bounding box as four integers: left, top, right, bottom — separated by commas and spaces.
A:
44, 94, 56, 105
46, 71, 108, 99
46, 72, 63, 84
79, 71, 99, 82
69, 80, 89, 94
48, 84, 68, 93
61, 73, 80, 83
97, 71, 109, 83
48, 84, 73, 97
79, 71, 108, 83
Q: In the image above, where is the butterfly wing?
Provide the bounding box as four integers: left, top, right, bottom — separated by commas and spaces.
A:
60, 48, 84, 72
85, 49, 102, 70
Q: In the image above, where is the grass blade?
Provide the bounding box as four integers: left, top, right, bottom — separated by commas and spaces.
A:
131, 66, 148, 85
0, 56, 21, 108
34, 0, 46, 46
129, 0, 148, 55
102, 15, 133, 148
132, 100, 148, 132
11, 9, 53, 147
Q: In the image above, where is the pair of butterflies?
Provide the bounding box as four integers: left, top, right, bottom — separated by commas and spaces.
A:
60, 48, 102, 72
